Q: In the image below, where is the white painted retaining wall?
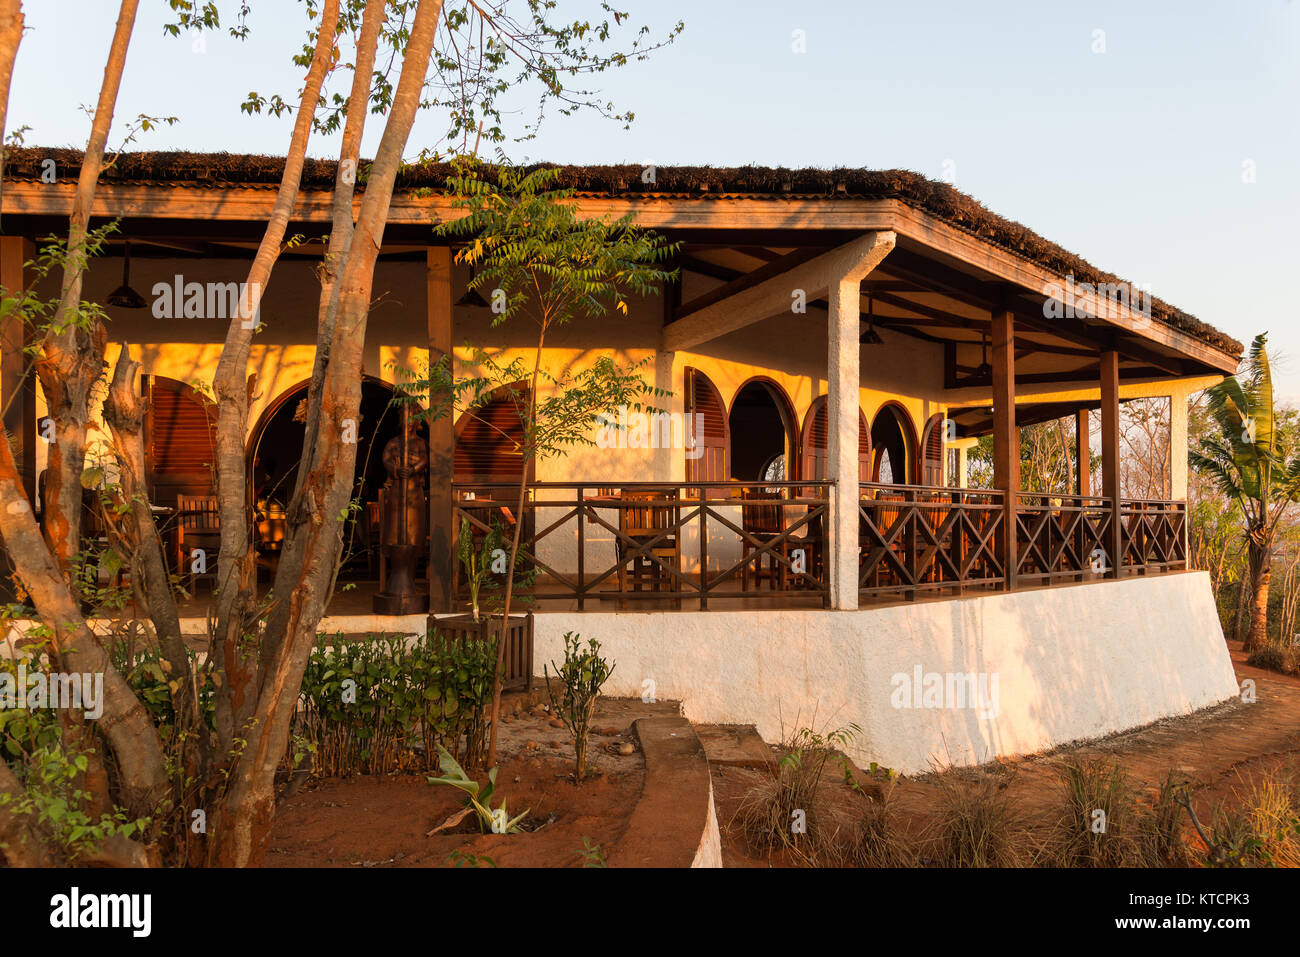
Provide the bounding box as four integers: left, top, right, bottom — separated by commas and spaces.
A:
530, 571, 1238, 774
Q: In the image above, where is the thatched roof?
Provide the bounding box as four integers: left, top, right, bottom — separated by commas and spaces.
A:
4, 147, 1241, 356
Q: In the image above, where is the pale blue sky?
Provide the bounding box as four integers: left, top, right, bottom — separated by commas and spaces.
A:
11, 1, 1300, 397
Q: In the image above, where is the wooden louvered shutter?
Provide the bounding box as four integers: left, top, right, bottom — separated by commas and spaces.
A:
921, 413, 946, 486
454, 392, 527, 484
801, 399, 828, 480
145, 376, 217, 506
857, 411, 872, 483
802, 398, 871, 482
685, 368, 728, 487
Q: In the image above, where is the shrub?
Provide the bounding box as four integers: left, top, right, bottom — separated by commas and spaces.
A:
1246, 642, 1295, 674
297, 629, 495, 777
545, 632, 614, 782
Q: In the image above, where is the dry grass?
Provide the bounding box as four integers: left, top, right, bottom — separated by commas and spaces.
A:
731, 724, 860, 865
931, 770, 1021, 867
850, 776, 919, 868
1133, 772, 1195, 867
1046, 757, 1139, 867
1242, 768, 1300, 867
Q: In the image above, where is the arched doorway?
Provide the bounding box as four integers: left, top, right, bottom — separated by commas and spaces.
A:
248, 376, 418, 579
728, 378, 797, 483
871, 403, 917, 485
800, 396, 871, 482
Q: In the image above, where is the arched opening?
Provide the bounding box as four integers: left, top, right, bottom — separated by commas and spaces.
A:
685, 368, 728, 486
728, 378, 796, 483
248, 376, 417, 579
800, 396, 871, 481
453, 384, 531, 487
144, 375, 218, 509
871, 403, 917, 485
919, 412, 948, 487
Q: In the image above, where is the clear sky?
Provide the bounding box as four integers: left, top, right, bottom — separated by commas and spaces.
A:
11, 1, 1300, 398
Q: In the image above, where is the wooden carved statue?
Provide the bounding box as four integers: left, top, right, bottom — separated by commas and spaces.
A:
373, 406, 430, 614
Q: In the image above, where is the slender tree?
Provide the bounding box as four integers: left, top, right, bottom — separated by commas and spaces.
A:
429, 162, 677, 768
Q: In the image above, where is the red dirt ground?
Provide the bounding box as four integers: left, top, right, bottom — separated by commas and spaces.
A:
266, 692, 676, 868
712, 642, 1300, 867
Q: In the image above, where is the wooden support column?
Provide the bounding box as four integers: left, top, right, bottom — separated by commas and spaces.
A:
0, 237, 35, 507
1100, 350, 1122, 578
1075, 409, 1090, 497
426, 247, 455, 612
991, 307, 1018, 591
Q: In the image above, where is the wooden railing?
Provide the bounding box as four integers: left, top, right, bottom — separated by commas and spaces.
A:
452, 481, 831, 610
1119, 498, 1188, 573
1014, 492, 1115, 585
449, 480, 1188, 611
858, 484, 1006, 599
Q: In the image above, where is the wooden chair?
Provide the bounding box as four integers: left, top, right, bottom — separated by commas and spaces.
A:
919, 492, 951, 584
175, 494, 221, 591
616, 488, 681, 608
740, 489, 784, 591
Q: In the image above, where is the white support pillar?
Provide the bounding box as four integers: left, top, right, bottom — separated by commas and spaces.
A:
825, 230, 894, 610
828, 278, 861, 610
1169, 390, 1187, 500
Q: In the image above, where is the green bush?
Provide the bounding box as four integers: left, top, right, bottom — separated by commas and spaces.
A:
297, 630, 495, 777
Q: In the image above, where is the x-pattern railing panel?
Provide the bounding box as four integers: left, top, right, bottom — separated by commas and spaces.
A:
858, 484, 1006, 597
1120, 499, 1188, 571
1014, 494, 1114, 581
452, 481, 832, 610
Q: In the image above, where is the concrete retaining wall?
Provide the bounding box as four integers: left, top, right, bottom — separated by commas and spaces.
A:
530, 571, 1238, 775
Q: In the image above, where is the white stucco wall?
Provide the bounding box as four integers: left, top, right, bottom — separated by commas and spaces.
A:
529, 571, 1238, 774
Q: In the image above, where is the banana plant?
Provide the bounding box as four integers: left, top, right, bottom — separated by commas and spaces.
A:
456, 516, 506, 622
426, 744, 528, 834
1190, 333, 1300, 651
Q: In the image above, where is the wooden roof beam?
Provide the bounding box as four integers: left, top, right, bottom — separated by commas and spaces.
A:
662, 231, 896, 352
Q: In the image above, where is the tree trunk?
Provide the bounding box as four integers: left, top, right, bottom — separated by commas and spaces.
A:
208, 0, 340, 763
0, 431, 168, 815
33, 0, 138, 574
207, 0, 443, 868
1233, 565, 1251, 643
1247, 540, 1271, 653
263, 0, 384, 676
103, 345, 193, 718
0, 0, 24, 215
